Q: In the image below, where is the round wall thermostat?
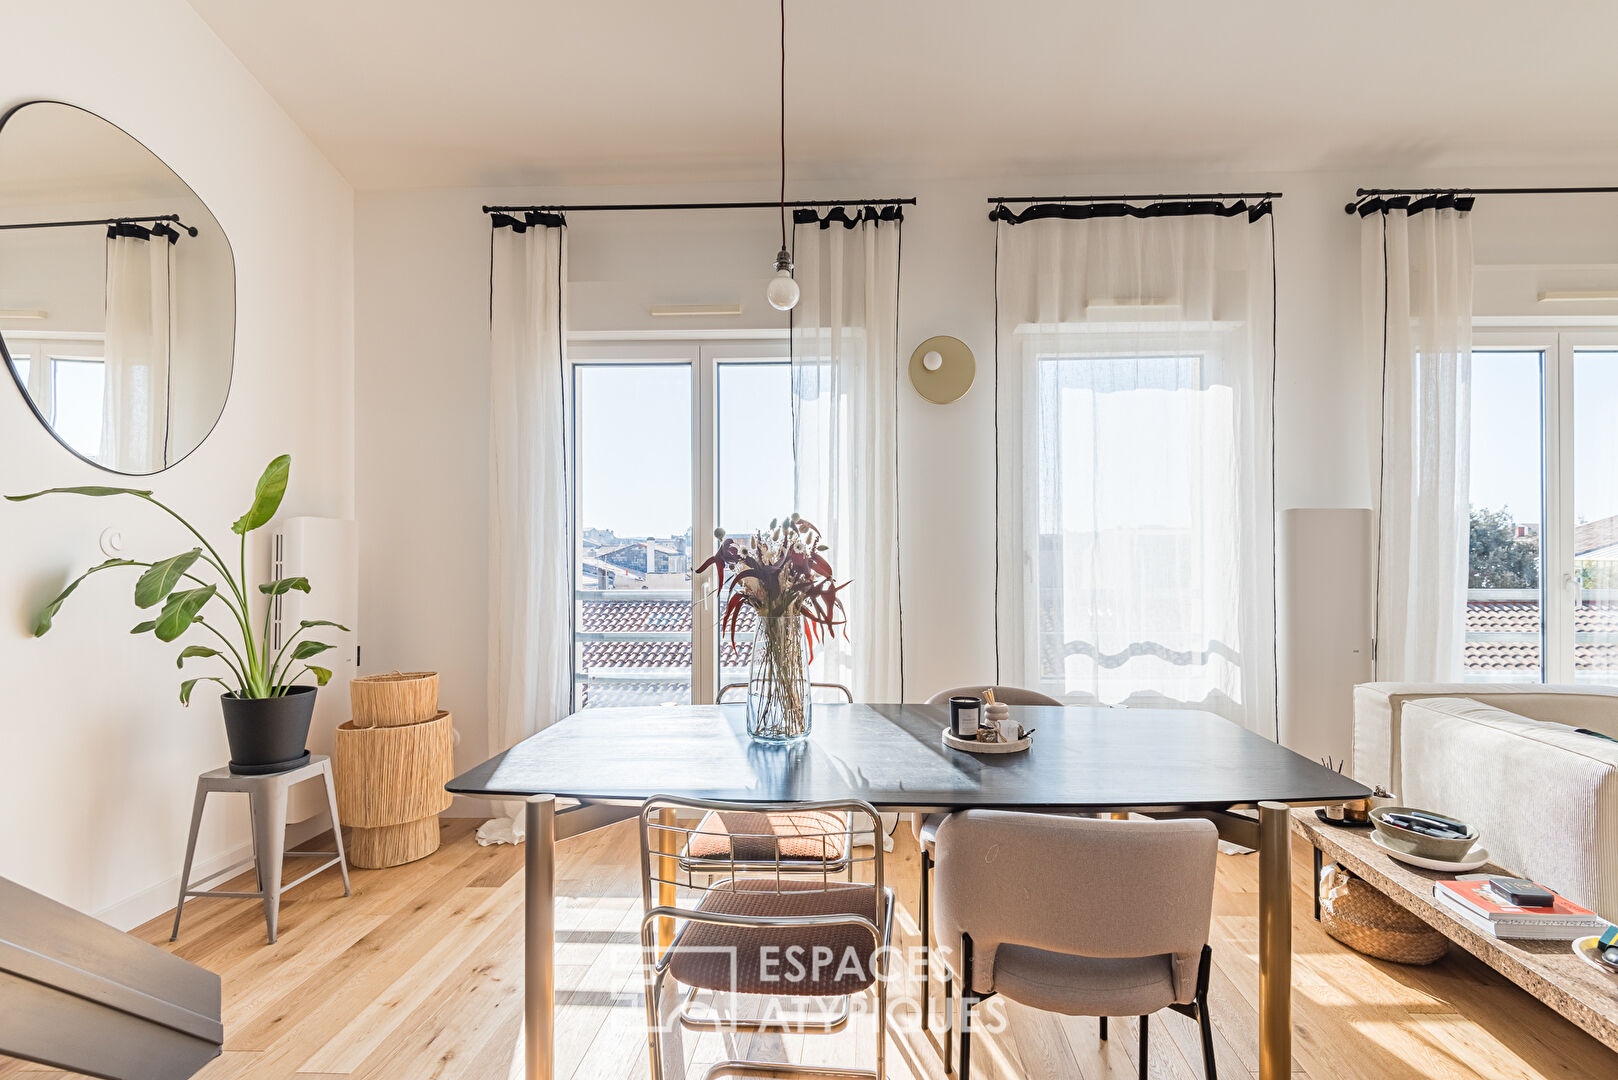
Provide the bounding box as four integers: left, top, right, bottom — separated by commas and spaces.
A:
908, 335, 974, 404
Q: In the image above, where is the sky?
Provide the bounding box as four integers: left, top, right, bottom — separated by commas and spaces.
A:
1471, 349, 1618, 529
574, 348, 1618, 546
575, 360, 792, 540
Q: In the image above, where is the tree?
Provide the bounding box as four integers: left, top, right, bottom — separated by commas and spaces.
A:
1469, 507, 1539, 589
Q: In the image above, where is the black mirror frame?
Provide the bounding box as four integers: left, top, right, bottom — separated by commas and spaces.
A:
0, 98, 237, 476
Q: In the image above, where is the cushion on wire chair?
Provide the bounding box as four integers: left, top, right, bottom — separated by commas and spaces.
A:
682, 809, 850, 864
666, 878, 883, 997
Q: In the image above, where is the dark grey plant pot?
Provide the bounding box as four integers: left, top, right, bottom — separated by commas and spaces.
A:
221, 686, 316, 774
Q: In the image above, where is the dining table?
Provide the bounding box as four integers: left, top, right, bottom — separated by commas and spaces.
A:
447, 701, 1371, 1080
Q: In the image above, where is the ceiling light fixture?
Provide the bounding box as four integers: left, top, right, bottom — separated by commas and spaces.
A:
1538, 290, 1618, 302
764, 0, 799, 313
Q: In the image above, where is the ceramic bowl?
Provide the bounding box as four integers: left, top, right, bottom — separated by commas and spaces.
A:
1370, 805, 1479, 861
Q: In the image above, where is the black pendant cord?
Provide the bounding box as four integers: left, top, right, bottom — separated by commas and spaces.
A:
1345, 185, 1618, 214
0, 213, 197, 236
779, 0, 787, 251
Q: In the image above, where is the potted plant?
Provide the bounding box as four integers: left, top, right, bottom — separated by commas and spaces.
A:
697, 514, 845, 741
7, 455, 348, 774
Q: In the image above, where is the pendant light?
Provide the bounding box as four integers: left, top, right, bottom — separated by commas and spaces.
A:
765, 0, 800, 312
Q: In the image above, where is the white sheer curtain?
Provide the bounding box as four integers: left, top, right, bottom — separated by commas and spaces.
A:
480, 215, 569, 845
101, 227, 171, 471
994, 204, 1276, 736
791, 209, 904, 700
1363, 200, 1474, 681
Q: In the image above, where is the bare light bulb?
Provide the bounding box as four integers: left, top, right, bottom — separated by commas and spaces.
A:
766, 246, 799, 311
922, 350, 944, 372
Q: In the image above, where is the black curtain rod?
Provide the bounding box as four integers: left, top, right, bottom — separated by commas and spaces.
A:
988, 192, 1282, 205
1345, 186, 1618, 214
482, 197, 916, 214
0, 213, 198, 236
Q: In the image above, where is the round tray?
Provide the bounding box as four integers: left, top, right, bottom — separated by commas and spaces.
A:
1370, 830, 1491, 872
942, 727, 1030, 754
1315, 808, 1374, 829
1571, 936, 1618, 976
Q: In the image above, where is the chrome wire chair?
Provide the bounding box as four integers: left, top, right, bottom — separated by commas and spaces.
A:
715, 681, 855, 703
690, 682, 858, 878
639, 795, 893, 1080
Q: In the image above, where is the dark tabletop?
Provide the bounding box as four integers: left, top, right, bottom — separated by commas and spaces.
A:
448, 704, 1369, 813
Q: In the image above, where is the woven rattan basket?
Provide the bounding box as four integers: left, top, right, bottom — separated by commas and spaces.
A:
333, 711, 454, 868
1320, 866, 1448, 965
350, 671, 438, 728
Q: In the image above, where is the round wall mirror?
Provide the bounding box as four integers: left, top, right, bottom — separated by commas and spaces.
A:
0, 101, 235, 475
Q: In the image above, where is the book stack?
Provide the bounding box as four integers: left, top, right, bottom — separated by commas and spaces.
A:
1434, 879, 1607, 940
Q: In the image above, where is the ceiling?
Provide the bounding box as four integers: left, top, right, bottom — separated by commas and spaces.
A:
187, 0, 1618, 191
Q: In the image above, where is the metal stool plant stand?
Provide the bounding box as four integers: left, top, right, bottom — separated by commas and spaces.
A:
171, 754, 350, 944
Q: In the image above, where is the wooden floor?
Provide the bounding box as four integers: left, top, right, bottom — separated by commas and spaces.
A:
5, 818, 1615, 1080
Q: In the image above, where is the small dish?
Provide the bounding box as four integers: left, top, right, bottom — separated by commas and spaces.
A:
1370, 830, 1490, 872
1371, 805, 1480, 861
942, 727, 1030, 755
1314, 808, 1373, 829
1571, 936, 1618, 975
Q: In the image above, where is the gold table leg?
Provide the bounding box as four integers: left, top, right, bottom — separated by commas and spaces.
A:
1257, 801, 1292, 1080
525, 795, 556, 1080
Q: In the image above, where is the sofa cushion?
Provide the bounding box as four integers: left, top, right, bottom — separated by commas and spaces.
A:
1398, 696, 1618, 921
1352, 682, 1618, 794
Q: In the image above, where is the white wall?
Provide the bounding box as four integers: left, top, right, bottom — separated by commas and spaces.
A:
357, 171, 1618, 791
0, 0, 354, 928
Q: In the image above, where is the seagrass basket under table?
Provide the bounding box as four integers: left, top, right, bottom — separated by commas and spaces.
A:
1319, 863, 1449, 965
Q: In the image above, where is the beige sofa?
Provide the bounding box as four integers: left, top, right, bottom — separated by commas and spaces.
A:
1352, 682, 1618, 922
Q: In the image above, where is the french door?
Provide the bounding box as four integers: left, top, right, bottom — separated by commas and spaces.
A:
1467, 331, 1618, 683
568, 337, 792, 709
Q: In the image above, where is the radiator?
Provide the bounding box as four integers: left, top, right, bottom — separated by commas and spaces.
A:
1277, 508, 1373, 768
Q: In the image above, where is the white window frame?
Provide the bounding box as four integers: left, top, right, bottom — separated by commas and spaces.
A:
4, 331, 104, 426
566, 334, 789, 708
1471, 327, 1618, 682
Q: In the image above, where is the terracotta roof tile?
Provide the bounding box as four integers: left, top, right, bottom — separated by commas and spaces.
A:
1464, 598, 1618, 673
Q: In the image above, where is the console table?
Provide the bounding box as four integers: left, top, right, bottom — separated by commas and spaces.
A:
1294, 808, 1618, 1053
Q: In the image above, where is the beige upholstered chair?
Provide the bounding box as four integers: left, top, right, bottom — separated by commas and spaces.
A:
914, 684, 1062, 1036
639, 795, 894, 1080
933, 811, 1220, 1080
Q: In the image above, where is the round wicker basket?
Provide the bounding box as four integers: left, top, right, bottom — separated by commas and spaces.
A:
333, 712, 454, 828
1321, 867, 1448, 965
350, 671, 439, 728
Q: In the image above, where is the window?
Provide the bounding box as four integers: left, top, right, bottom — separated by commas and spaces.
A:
5, 335, 106, 459
570, 339, 791, 710
715, 361, 793, 693
1466, 331, 1618, 682
1019, 326, 1263, 716
51, 356, 106, 457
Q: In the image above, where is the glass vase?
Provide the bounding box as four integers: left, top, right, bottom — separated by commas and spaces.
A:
746, 615, 812, 741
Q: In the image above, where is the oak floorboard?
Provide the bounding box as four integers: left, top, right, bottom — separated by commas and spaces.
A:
3, 819, 1614, 1080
